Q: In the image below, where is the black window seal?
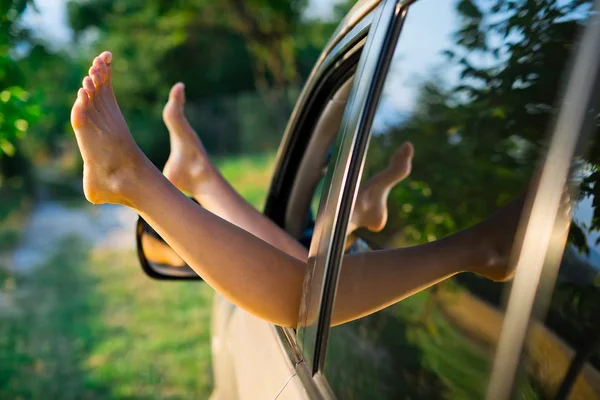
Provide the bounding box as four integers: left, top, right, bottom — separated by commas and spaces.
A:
310, 0, 412, 375
264, 13, 373, 226
267, 25, 370, 391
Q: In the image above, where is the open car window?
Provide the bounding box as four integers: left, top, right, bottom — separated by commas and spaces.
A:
294, 0, 408, 375
286, 77, 354, 247
317, 0, 600, 398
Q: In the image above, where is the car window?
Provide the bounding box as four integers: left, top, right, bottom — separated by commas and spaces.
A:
295, 0, 408, 368
513, 119, 600, 397
321, 0, 595, 398
284, 76, 355, 248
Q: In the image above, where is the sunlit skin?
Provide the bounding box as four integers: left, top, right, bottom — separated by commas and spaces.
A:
147, 83, 416, 265
156, 81, 415, 256
161, 82, 307, 261
72, 51, 524, 328
141, 234, 185, 266
348, 142, 414, 233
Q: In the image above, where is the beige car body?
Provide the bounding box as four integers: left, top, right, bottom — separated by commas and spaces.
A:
208, 2, 378, 398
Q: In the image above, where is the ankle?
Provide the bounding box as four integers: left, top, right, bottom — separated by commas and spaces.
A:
463, 226, 512, 281
189, 164, 224, 197
114, 153, 157, 209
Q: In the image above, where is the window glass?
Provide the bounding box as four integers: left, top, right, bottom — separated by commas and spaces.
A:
323, 0, 595, 398
514, 125, 600, 398
293, 77, 356, 247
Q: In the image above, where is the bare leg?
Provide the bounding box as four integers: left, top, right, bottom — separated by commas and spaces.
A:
161, 82, 307, 261
332, 195, 524, 325
160, 83, 414, 255
349, 142, 414, 233
71, 52, 524, 328
71, 52, 306, 327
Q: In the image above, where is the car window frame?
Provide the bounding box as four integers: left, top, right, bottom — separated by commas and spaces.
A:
260, 0, 382, 396
264, 2, 378, 226
292, 0, 411, 377
308, 0, 600, 398
487, 3, 600, 398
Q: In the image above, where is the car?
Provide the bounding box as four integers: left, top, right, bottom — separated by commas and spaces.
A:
135, 0, 600, 398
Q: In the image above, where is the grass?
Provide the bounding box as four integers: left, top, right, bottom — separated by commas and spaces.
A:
216, 152, 275, 209
0, 152, 276, 399
325, 284, 547, 400
0, 186, 31, 252
0, 238, 214, 399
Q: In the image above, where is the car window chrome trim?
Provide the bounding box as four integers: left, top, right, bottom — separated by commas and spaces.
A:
486, 3, 600, 399
327, 0, 380, 52
275, 326, 304, 368
263, 5, 378, 393
295, 360, 327, 399
320, 17, 371, 80
296, 0, 410, 375
265, 5, 378, 223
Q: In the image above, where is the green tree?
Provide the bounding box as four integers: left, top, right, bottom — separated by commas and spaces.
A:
65, 0, 339, 163
0, 0, 41, 160
363, 0, 595, 246
363, 1, 599, 395
1, 0, 42, 209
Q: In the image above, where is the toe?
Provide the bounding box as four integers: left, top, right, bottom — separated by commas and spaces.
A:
388, 141, 414, 177
398, 141, 414, 159
89, 66, 103, 87
77, 88, 89, 106
71, 89, 89, 129
168, 83, 186, 108
92, 57, 107, 79
99, 51, 112, 67
96, 51, 112, 84
164, 83, 186, 122
83, 76, 95, 97
170, 82, 185, 100
93, 56, 108, 83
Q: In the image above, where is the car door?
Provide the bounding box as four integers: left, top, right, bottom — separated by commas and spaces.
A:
274, 0, 600, 398
210, 1, 383, 399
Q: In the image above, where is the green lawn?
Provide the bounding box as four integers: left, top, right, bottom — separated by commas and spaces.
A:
325, 286, 545, 400
216, 152, 275, 210
0, 153, 275, 399
0, 185, 32, 252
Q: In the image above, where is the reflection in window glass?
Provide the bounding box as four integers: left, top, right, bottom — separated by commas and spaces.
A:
515, 131, 600, 398
323, 0, 596, 398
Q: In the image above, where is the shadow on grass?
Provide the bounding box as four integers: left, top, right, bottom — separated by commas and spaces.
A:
0, 236, 213, 399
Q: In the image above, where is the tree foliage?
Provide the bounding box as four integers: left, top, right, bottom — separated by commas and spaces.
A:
363, 0, 596, 246
0, 0, 41, 160
65, 0, 343, 163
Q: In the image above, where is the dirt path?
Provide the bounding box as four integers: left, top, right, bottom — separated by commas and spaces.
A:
1, 201, 137, 315
11, 201, 137, 272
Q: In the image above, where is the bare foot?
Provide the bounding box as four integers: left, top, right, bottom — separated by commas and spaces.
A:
470, 188, 572, 282
349, 142, 414, 234
70, 51, 148, 206
162, 83, 217, 195
467, 196, 524, 281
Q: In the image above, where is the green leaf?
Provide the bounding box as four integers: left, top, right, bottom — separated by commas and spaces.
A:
0, 139, 16, 157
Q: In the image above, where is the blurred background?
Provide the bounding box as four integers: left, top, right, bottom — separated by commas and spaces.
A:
0, 0, 351, 397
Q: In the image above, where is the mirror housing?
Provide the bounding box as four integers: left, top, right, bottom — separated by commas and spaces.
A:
136, 216, 202, 280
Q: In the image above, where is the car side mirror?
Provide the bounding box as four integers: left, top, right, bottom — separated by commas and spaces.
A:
136, 216, 202, 280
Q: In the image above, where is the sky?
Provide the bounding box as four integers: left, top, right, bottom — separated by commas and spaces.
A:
22, 0, 72, 45
21, 0, 343, 45
21, 0, 459, 118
